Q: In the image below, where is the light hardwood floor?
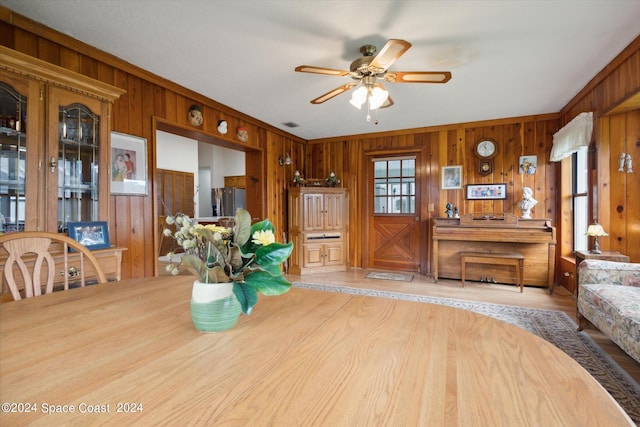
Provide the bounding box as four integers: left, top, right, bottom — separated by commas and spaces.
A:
285, 268, 640, 384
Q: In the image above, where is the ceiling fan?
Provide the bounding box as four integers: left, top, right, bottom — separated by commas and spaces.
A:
295, 39, 452, 110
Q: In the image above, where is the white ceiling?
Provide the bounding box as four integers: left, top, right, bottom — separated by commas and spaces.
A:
3, 0, 639, 140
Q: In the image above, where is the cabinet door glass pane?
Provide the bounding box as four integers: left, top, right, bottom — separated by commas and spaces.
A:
58, 103, 99, 232
0, 82, 27, 233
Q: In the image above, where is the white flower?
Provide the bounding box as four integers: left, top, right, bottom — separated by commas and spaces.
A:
165, 216, 175, 225
183, 239, 197, 249
252, 230, 275, 246
205, 224, 230, 234
163, 228, 173, 236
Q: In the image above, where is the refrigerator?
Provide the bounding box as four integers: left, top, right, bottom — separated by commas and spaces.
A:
213, 187, 245, 217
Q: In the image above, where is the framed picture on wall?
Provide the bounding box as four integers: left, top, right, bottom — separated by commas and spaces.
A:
110, 131, 148, 195
441, 165, 462, 190
519, 155, 538, 174
466, 183, 507, 200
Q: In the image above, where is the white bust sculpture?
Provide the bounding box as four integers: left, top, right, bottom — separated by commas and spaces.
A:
518, 187, 537, 219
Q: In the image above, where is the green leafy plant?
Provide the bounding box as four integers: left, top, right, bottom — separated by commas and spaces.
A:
163, 208, 293, 314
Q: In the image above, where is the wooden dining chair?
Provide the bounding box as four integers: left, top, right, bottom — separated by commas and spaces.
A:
0, 231, 108, 301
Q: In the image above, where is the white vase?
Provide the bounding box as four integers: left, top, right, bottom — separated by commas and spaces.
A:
190, 280, 241, 332
192, 280, 234, 303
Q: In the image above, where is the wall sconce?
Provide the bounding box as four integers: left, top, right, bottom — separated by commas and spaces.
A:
586, 223, 608, 254
618, 153, 634, 173
279, 153, 292, 166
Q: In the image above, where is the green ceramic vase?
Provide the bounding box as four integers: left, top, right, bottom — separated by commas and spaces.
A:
190, 280, 241, 332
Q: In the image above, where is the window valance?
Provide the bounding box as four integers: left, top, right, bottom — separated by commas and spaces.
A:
550, 112, 593, 162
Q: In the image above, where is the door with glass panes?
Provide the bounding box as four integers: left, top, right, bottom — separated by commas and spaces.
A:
0, 73, 40, 233
46, 87, 110, 233
369, 155, 421, 272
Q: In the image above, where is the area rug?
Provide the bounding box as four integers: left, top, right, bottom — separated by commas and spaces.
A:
365, 271, 414, 282
293, 282, 640, 424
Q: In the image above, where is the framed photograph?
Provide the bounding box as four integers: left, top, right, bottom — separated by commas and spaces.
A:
466, 183, 507, 200
519, 155, 538, 174
110, 131, 148, 195
67, 221, 111, 250
441, 165, 462, 190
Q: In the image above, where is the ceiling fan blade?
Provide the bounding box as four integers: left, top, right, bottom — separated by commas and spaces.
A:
384, 71, 452, 83
295, 65, 350, 76
369, 39, 411, 72
310, 82, 357, 104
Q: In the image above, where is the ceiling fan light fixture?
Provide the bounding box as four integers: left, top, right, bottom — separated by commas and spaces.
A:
368, 85, 389, 110
350, 83, 389, 111
295, 39, 452, 112
349, 86, 368, 109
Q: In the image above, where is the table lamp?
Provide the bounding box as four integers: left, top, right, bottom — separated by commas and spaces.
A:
586, 223, 608, 254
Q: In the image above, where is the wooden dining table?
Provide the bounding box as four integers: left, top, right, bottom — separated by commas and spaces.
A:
0, 275, 633, 426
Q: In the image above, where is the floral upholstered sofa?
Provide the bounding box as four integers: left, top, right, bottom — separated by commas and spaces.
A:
577, 259, 640, 363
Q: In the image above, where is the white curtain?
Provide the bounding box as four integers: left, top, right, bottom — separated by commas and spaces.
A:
550, 112, 593, 162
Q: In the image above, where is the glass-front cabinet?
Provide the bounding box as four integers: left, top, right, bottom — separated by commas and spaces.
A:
54, 99, 102, 232
46, 87, 112, 233
0, 46, 124, 234
0, 72, 39, 233
0, 82, 27, 233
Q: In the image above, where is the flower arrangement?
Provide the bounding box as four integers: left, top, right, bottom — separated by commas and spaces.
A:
163, 208, 293, 314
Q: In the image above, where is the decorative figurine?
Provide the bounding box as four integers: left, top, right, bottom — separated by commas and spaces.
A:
217, 120, 228, 135
445, 203, 453, 218
518, 187, 538, 219
625, 154, 633, 173
187, 105, 203, 127
618, 153, 626, 172
236, 127, 249, 142
293, 170, 306, 186
326, 170, 340, 186
453, 207, 459, 218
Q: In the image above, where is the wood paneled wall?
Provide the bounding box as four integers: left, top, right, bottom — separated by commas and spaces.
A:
2, 6, 638, 279
0, 7, 305, 279
308, 116, 559, 272
558, 36, 640, 262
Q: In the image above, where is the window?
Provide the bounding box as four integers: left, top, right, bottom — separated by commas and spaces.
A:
572, 147, 589, 252
373, 157, 415, 214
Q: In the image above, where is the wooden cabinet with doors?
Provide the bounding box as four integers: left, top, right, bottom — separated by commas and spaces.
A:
300, 190, 345, 231
156, 169, 195, 257
0, 47, 125, 299
0, 46, 125, 234
224, 175, 246, 189
288, 187, 348, 275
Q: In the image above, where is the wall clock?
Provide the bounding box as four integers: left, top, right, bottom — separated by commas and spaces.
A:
479, 160, 492, 175
474, 138, 497, 176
